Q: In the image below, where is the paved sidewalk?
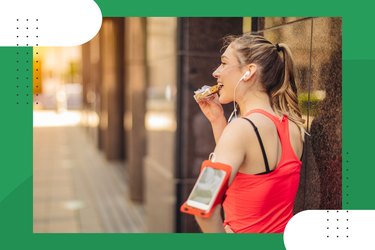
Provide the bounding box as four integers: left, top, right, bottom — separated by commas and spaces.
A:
33, 111, 145, 233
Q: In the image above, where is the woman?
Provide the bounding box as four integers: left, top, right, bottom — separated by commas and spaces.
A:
194, 34, 305, 233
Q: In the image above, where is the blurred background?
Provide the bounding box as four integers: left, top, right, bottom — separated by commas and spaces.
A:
33, 17, 342, 233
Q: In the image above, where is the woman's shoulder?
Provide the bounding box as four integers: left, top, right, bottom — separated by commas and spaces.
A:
221, 116, 266, 144
243, 112, 278, 132
222, 117, 251, 137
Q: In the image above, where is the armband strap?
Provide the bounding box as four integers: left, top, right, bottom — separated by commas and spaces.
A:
180, 160, 232, 218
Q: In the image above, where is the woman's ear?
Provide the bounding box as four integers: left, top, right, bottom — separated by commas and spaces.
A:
243, 64, 257, 81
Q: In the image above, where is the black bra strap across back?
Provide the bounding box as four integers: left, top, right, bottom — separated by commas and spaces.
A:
242, 117, 271, 174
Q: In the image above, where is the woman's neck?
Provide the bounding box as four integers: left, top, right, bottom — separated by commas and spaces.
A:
237, 91, 273, 116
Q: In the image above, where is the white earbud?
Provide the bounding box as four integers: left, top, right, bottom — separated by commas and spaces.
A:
241, 70, 251, 80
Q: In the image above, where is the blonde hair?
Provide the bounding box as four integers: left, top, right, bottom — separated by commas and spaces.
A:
224, 34, 306, 140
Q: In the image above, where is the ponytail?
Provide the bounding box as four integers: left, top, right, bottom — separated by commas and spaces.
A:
227, 34, 306, 140
271, 43, 306, 140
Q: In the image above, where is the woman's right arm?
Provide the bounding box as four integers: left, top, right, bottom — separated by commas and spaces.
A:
210, 117, 227, 144
197, 95, 227, 143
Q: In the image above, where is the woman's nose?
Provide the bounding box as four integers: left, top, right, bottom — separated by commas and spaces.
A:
212, 68, 219, 78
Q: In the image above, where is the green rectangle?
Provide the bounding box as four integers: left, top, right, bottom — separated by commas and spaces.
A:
0, 0, 374, 249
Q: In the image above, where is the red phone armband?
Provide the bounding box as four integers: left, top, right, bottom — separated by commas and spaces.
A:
180, 160, 232, 218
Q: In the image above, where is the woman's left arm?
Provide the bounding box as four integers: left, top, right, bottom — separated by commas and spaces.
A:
194, 118, 249, 233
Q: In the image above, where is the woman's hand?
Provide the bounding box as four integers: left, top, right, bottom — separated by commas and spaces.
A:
197, 95, 225, 124
197, 95, 227, 143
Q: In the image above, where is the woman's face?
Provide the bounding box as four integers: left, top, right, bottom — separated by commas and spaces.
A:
212, 44, 244, 104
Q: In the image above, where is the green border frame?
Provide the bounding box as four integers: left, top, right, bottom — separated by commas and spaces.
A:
1, 0, 374, 249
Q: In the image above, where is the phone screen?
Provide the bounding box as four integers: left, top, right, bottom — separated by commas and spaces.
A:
186, 167, 226, 211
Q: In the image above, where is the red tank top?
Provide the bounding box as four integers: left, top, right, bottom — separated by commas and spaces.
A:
222, 109, 302, 233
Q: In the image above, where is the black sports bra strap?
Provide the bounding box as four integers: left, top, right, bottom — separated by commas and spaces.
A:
242, 118, 270, 173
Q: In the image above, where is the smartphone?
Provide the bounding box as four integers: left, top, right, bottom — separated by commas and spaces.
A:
186, 167, 226, 212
